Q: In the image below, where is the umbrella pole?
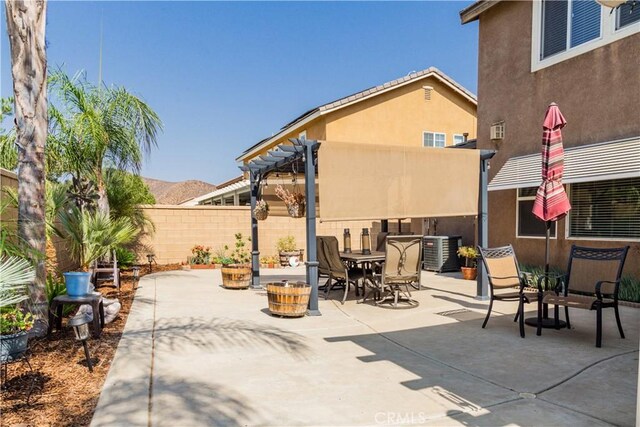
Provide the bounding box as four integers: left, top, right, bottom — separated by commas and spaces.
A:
543, 221, 551, 319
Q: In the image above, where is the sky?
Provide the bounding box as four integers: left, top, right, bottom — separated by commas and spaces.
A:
1, 1, 478, 185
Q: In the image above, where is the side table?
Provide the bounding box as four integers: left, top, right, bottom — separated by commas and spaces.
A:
49, 294, 105, 338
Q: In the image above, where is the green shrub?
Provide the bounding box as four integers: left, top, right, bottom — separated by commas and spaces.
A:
618, 276, 640, 303
276, 235, 296, 252
46, 273, 75, 317
115, 247, 137, 268
0, 308, 33, 335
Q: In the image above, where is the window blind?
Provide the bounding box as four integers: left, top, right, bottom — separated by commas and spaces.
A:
618, 2, 640, 29
569, 177, 640, 239
543, 0, 569, 58
571, 0, 601, 48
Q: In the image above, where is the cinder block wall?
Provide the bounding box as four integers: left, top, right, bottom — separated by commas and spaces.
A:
140, 205, 376, 264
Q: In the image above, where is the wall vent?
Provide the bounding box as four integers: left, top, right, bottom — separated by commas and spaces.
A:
423, 86, 433, 101
490, 121, 505, 140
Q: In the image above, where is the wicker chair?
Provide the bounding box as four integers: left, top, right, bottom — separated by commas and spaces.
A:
537, 245, 629, 348
477, 245, 537, 338
320, 236, 363, 304
375, 235, 422, 309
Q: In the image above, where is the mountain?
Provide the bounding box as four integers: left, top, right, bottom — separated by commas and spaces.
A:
142, 177, 216, 205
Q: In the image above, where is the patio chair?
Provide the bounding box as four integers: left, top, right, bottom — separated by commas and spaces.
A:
375, 235, 422, 309
477, 245, 537, 338
91, 250, 120, 293
537, 245, 629, 348
317, 236, 342, 293
321, 236, 363, 304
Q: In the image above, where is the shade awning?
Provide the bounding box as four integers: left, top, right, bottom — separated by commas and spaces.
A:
318, 141, 480, 222
489, 136, 640, 191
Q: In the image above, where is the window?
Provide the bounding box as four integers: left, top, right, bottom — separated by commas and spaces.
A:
541, 0, 601, 60
517, 187, 557, 238
423, 132, 446, 148
453, 134, 466, 145
532, 0, 640, 71
568, 177, 640, 240
298, 130, 307, 141
617, 2, 640, 30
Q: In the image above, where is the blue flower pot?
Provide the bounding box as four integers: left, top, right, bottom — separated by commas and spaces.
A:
0, 331, 28, 363
64, 272, 92, 297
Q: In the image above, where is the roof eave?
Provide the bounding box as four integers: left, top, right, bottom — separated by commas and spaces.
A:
460, 0, 501, 24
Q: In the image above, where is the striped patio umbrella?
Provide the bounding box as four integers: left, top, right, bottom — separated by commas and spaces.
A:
532, 103, 571, 222
531, 103, 571, 328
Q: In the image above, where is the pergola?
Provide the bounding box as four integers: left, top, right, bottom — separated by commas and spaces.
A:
240, 138, 495, 316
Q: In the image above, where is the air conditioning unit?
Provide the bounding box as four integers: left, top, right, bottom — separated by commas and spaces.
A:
422, 236, 462, 273
490, 121, 505, 140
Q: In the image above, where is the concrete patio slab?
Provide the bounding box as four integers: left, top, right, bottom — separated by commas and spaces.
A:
92, 267, 639, 426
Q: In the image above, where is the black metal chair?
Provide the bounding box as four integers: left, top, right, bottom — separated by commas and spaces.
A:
320, 236, 363, 304
537, 245, 629, 348
477, 245, 537, 338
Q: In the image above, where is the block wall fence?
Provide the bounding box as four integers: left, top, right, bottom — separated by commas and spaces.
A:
140, 205, 388, 264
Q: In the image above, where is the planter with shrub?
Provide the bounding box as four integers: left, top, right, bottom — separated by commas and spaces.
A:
221, 233, 252, 289
276, 235, 303, 267
457, 246, 478, 280
0, 257, 35, 363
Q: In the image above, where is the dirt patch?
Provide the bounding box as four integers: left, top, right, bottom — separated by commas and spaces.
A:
1, 264, 181, 427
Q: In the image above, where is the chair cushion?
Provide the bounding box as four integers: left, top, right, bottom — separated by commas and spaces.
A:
542, 293, 613, 309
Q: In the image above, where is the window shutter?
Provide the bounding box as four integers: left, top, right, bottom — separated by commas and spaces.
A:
569, 178, 640, 239
618, 2, 640, 29
542, 0, 569, 59
570, 0, 601, 48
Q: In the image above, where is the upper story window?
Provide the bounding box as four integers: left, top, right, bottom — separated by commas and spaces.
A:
423, 131, 446, 148
453, 134, 466, 145
542, 0, 601, 59
298, 130, 307, 140
532, 0, 640, 71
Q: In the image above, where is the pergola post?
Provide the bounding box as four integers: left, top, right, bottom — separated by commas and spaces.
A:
476, 150, 495, 300
249, 171, 261, 289
304, 140, 321, 316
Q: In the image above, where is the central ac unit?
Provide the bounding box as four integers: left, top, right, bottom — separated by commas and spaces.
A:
422, 236, 462, 273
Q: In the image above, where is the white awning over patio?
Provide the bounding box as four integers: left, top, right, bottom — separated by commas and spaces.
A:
318, 141, 480, 221
489, 136, 640, 191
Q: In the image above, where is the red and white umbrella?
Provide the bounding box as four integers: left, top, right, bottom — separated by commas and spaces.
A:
532, 103, 571, 222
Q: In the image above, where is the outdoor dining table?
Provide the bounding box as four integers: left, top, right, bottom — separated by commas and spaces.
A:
340, 251, 385, 302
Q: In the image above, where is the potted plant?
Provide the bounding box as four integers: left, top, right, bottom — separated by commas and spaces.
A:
180, 261, 191, 271
58, 206, 137, 296
276, 236, 302, 267
275, 184, 305, 218
0, 257, 35, 363
254, 200, 269, 221
457, 246, 479, 280
221, 233, 252, 289
267, 255, 277, 269
189, 245, 213, 269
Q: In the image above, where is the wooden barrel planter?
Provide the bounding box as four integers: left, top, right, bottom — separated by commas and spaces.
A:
221, 264, 251, 289
266, 282, 311, 317
278, 250, 303, 267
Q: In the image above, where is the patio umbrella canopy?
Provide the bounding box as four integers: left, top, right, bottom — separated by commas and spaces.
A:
318, 141, 480, 221
532, 103, 571, 223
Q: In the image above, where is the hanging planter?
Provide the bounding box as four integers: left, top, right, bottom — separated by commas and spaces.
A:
254, 200, 269, 221
275, 184, 306, 218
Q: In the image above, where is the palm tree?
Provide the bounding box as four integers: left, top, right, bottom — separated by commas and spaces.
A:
48, 71, 162, 215
4, 0, 49, 328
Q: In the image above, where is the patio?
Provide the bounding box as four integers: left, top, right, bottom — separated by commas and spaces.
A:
91, 267, 638, 426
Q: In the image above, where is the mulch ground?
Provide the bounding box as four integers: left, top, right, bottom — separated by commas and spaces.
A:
1, 264, 181, 427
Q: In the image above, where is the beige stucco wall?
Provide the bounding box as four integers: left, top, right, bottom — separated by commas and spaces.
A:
475, 1, 640, 278
141, 205, 375, 264
325, 76, 477, 147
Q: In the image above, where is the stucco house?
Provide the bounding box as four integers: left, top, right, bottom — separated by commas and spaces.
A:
461, 0, 640, 276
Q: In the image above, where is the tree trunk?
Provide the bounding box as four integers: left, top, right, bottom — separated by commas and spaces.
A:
5, 0, 48, 332
96, 173, 110, 217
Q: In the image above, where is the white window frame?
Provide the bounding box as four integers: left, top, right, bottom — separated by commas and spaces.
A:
531, 0, 640, 72
423, 131, 446, 148
298, 130, 307, 140
515, 188, 558, 239
453, 134, 466, 145
564, 182, 640, 242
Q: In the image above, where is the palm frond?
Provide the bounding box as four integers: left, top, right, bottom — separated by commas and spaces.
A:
0, 256, 35, 308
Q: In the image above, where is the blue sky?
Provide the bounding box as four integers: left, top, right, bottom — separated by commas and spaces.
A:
1, 1, 478, 185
